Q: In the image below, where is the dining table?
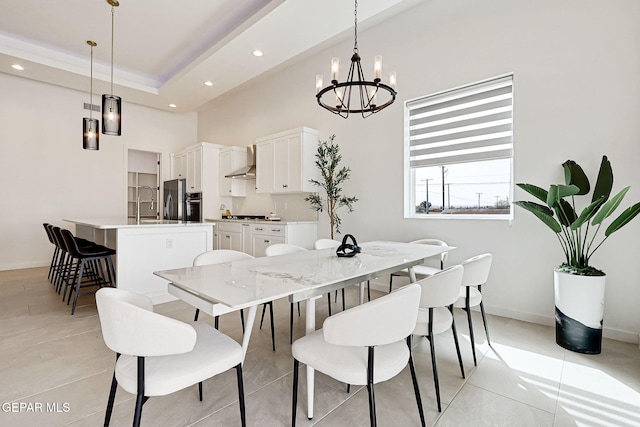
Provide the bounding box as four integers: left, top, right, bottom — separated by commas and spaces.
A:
154, 240, 454, 419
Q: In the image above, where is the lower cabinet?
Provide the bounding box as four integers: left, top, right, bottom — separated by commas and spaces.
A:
215, 221, 318, 257
251, 224, 286, 258
217, 222, 243, 252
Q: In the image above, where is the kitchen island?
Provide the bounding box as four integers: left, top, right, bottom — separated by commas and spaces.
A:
64, 218, 214, 303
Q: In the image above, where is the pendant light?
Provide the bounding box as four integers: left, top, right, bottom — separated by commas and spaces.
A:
315, 0, 397, 118
83, 40, 99, 150
102, 0, 121, 135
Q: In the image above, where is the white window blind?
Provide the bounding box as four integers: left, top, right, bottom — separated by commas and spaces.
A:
407, 75, 513, 168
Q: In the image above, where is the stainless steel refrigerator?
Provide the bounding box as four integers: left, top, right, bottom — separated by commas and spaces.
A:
163, 179, 185, 220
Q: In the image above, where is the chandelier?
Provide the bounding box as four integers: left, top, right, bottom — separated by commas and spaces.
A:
315, 0, 397, 118
83, 40, 99, 150
102, 0, 122, 135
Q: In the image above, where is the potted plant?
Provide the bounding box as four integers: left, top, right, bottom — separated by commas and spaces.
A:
514, 155, 640, 354
305, 134, 358, 239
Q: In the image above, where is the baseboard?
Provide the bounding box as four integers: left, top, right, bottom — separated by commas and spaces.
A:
0, 261, 49, 271
371, 278, 639, 345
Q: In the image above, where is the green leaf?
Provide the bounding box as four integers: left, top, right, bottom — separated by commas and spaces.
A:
514, 201, 562, 233
570, 197, 605, 230
554, 198, 577, 226
516, 183, 548, 203
547, 184, 579, 207
605, 202, 640, 236
591, 186, 630, 225
592, 155, 613, 203
562, 160, 590, 195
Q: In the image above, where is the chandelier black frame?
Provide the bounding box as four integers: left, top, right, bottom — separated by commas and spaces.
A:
315, 0, 397, 118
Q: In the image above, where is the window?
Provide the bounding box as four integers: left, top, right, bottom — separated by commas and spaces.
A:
404, 75, 513, 219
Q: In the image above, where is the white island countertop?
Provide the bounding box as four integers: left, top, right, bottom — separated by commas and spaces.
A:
64, 218, 214, 229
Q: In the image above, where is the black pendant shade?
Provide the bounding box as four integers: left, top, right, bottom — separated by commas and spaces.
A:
83, 117, 99, 150
101, 94, 121, 135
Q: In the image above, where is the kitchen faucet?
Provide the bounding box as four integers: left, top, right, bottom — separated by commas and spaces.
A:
136, 186, 156, 224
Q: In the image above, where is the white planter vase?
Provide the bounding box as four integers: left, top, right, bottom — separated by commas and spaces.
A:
554, 270, 605, 354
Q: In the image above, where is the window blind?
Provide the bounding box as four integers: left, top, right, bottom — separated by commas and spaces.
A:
407, 75, 513, 168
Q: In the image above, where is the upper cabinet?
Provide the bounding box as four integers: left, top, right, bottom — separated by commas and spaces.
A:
255, 127, 319, 194
219, 146, 247, 197
171, 153, 187, 180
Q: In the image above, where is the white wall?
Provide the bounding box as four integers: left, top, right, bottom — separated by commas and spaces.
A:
198, 0, 640, 342
0, 73, 196, 270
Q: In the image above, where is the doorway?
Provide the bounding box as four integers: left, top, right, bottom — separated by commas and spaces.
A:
127, 149, 160, 220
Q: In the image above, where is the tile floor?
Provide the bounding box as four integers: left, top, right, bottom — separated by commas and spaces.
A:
1, 267, 639, 426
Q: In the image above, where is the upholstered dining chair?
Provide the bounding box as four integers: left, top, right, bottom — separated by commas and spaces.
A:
413, 264, 466, 412
453, 253, 493, 366
264, 243, 308, 344
389, 238, 449, 292
291, 283, 426, 427
186, 250, 277, 351
96, 287, 246, 427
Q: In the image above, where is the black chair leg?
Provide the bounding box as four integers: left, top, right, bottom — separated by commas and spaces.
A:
71, 259, 86, 315
428, 308, 442, 412
479, 299, 491, 345
240, 308, 245, 333
194, 308, 200, 321
407, 336, 426, 427
389, 274, 394, 293
327, 293, 332, 316
104, 354, 120, 427
290, 303, 294, 344
366, 346, 377, 427
133, 357, 145, 427
450, 305, 465, 379
269, 301, 276, 351
465, 286, 477, 366
259, 303, 267, 329
297, 301, 300, 316
235, 364, 246, 427
367, 280, 371, 301
341, 288, 346, 311
214, 316, 219, 330
292, 359, 299, 426
198, 382, 203, 401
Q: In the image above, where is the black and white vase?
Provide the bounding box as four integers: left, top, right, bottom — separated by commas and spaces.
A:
554, 270, 605, 354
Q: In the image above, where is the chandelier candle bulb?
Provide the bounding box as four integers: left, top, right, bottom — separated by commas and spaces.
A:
389, 71, 397, 90
374, 55, 382, 80
316, 75, 323, 94
331, 58, 339, 81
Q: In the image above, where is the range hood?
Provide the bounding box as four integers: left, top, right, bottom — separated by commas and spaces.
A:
225, 145, 256, 180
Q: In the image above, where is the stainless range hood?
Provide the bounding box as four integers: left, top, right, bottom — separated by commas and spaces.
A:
224, 145, 256, 180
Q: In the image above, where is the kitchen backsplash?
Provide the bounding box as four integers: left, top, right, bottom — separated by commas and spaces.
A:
227, 192, 318, 221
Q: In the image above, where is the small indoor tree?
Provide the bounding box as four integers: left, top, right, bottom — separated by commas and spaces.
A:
305, 135, 358, 239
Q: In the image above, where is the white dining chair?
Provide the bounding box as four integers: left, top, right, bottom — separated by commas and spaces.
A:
265, 243, 308, 344
389, 238, 449, 292
291, 283, 425, 427
187, 250, 277, 351
413, 264, 466, 412
96, 288, 246, 427
453, 253, 493, 366
314, 238, 371, 306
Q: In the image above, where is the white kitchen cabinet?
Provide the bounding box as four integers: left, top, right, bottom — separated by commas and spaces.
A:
219, 146, 247, 197
170, 142, 225, 219
186, 147, 202, 193
217, 222, 244, 252
250, 224, 286, 257
171, 153, 187, 180
255, 127, 319, 194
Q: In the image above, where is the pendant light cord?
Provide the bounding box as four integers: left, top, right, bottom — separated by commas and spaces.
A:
90, 43, 94, 120
353, 0, 358, 53
110, 5, 115, 95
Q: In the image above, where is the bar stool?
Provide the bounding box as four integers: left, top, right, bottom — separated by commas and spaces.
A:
43, 223, 60, 283
59, 229, 116, 315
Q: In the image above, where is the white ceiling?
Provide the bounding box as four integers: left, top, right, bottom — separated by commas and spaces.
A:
0, 0, 418, 114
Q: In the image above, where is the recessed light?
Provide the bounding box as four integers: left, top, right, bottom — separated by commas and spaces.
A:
11, 64, 24, 71
169, 104, 177, 108
204, 81, 213, 87
252, 49, 263, 57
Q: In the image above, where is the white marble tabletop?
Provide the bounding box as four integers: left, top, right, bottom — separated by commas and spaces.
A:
154, 241, 455, 309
